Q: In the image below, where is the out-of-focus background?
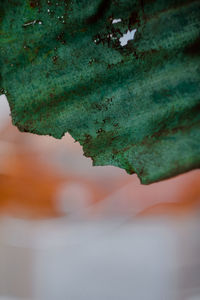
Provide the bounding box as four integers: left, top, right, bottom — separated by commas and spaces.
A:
0, 94, 200, 300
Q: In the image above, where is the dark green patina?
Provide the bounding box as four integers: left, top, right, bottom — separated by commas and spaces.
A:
0, 0, 200, 184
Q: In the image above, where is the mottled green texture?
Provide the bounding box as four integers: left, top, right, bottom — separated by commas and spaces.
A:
0, 0, 200, 184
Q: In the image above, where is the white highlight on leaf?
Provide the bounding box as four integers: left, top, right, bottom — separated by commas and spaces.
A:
112, 18, 122, 24
23, 20, 43, 27
119, 29, 137, 46
23, 20, 37, 27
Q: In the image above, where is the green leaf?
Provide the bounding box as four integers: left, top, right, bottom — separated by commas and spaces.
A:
0, 0, 200, 184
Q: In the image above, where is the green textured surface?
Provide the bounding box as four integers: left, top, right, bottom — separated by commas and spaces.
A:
0, 0, 200, 184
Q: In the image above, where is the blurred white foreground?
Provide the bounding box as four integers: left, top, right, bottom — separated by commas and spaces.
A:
0, 216, 200, 300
